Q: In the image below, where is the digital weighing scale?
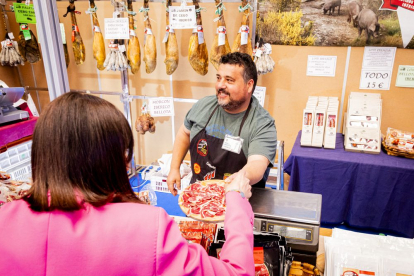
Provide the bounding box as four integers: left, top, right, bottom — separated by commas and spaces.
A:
250, 188, 322, 265
0, 87, 29, 124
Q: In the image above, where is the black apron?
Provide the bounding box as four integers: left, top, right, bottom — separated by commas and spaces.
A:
190, 101, 267, 188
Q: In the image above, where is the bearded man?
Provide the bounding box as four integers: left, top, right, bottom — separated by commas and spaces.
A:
167, 52, 277, 195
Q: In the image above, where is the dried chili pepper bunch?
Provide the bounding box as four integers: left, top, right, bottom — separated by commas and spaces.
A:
0, 38, 24, 66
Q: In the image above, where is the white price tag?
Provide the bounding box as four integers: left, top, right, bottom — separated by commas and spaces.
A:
8, 32, 14, 40
217, 26, 226, 46
255, 49, 262, 58
240, 25, 249, 45
162, 30, 169, 43
145, 28, 153, 35
149, 97, 175, 117
129, 29, 136, 36
118, 45, 126, 52
169, 5, 197, 29
104, 18, 129, 40
222, 134, 243, 154
59, 23, 66, 44
197, 25, 204, 44
94, 25, 101, 33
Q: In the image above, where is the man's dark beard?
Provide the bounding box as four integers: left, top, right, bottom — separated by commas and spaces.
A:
216, 90, 246, 111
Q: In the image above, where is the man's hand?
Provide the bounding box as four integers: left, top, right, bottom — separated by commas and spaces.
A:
167, 168, 181, 196
225, 155, 270, 186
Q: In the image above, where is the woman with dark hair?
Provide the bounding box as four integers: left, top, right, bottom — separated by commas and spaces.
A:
0, 92, 254, 275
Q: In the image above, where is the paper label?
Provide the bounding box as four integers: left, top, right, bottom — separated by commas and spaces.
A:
253, 86, 266, 107
13, 3, 36, 24
255, 49, 262, 58
94, 25, 101, 33
8, 32, 14, 40
241, 25, 249, 45
145, 28, 153, 35
217, 26, 226, 46
108, 42, 118, 49
197, 25, 204, 44
118, 45, 126, 52
23, 30, 31, 40
222, 134, 243, 154
253, 247, 264, 264
396, 65, 414, 88
342, 268, 375, 276
129, 29, 136, 37
306, 55, 337, 77
149, 97, 175, 117
162, 31, 169, 43
60, 23, 66, 44
169, 5, 197, 29
104, 18, 129, 40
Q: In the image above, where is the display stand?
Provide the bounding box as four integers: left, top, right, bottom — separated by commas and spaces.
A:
27, 0, 258, 176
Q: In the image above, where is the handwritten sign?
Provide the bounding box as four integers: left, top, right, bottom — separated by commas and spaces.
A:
359, 47, 396, 90
396, 65, 414, 88
149, 98, 175, 117
13, 3, 36, 24
306, 55, 337, 77
104, 18, 129, 40
360, 69, 392, 90
253, 86, 266, 107
169, 6, 197, 29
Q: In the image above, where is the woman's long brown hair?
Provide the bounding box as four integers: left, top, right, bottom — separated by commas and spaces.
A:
24, 92, 141, 211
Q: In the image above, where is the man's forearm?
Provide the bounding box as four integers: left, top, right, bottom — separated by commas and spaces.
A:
240, 156, 270, 185
170, 125, 191, 170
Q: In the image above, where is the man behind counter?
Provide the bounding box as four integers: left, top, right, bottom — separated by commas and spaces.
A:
167, 52, 277, 196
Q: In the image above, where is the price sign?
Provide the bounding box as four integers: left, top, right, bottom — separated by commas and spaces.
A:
359, 69, 391, 90
149, 97, 175, 117
104, 18, 129, 40
169, 5, 197, 29
253, 86, 266, 107
13, 3, 36, 24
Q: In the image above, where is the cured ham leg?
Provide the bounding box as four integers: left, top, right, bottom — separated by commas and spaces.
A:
89, 0, 105, 70
164, 0, 178, 75
231, 0, 252, 56
127, 0, 141, 74
188, 0, 208, 76
143, 0, 156, 74
209, 0, 230, 70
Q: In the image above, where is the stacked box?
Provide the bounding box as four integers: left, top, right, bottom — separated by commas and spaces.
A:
301, 96, 339, 148
344, 92, 382, 154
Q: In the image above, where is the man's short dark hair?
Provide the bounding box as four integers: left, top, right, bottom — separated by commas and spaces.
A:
219, 52, 258, 92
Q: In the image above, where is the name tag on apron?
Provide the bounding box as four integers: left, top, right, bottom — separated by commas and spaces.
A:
222, 134, 243, 154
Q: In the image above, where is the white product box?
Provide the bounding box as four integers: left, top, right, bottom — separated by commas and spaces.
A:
349, 92, 381, 99
301, 109, 315, 146
324, 110, 338, 149
345, 128, 381, 154
311, 110, 326, 147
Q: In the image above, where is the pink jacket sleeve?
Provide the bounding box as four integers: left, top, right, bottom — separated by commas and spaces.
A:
156, 191, 255, 276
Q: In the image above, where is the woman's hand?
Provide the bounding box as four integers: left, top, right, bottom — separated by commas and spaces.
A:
225, 171, 252, 199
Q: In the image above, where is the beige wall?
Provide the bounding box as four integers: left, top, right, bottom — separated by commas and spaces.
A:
1, 1, 413, 165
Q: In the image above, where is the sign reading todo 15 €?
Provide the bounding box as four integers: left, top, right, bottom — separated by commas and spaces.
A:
359, 69, 392, 90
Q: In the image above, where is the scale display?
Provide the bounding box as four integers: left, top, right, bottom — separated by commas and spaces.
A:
260, 220, 312, 241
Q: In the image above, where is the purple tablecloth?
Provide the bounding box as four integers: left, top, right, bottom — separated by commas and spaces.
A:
285, 131, 414, 238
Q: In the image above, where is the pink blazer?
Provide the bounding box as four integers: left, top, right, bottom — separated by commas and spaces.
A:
0, 192, 254, 275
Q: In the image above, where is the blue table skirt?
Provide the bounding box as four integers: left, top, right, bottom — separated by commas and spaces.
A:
285, 131, 414, 238
130, 175, 186, 217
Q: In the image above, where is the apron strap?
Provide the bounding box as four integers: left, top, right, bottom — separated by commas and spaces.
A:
203, 105, 220, 129
238, 98, 253, 136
